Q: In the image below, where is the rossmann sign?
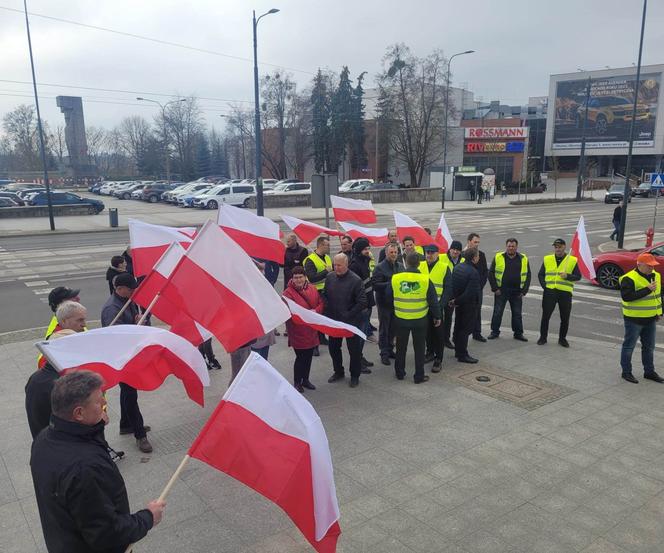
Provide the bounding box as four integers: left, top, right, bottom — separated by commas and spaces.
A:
464, 127, 529, 139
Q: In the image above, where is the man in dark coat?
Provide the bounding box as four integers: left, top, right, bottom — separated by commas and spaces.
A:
372, 242, 404, 364
451, 248, 482, 363
30, 371, 165, 553
283, 233, 309, 288
465, 233, 488, 342
349, 236, 375, 370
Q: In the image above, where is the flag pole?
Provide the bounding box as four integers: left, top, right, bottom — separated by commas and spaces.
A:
109, 298, 133, 326
136, 293, 160, 326
124, 454, 191, 553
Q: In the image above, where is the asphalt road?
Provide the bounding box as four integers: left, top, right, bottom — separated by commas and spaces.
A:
1, 198, 661, 349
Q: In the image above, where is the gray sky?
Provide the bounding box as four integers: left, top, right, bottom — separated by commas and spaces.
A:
1, 0, 663, 132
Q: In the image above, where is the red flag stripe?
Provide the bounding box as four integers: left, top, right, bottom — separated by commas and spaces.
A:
220, 226, 285, 264
332, 207, 376, 224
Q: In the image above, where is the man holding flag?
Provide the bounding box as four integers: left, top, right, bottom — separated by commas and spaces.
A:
536, 239, 581, 347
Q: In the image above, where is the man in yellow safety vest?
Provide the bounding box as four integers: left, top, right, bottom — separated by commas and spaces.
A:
536, 239, 581, 347
422, 244, 452, 372
304, 236, 333, 348
619, 253, 664, 384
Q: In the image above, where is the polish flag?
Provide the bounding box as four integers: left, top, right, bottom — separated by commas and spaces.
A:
393, 211, 435, 246
570, 215, 596, 281
281, 215, 344, 245
217, 203, 285, 264
132, 243, 213, 346
36, 325, 209, 406
188, 353, 341, 552
283, 297, 366, 340
338, 221, 388, 247
330, 195, 376, 224
128, 219, 196, 277
434, 213, 453, 253
160, 220, 291, 352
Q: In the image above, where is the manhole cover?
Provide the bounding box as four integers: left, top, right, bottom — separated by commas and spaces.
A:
476, 375, 491, 382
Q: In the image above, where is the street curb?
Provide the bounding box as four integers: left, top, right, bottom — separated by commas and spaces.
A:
598, 238, 647, 253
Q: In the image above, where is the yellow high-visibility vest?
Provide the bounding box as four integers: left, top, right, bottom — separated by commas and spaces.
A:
415, 245, 424, 256
619, 270, 662, 318
305, 252, 332, 290
494, 252, 529, 288
427, 258, 450, 301
543, 254, 578, 294
391, 272, 429, 320
37, 316, 59, 368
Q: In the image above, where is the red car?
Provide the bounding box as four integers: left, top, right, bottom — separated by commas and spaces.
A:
593, 242, 664, 289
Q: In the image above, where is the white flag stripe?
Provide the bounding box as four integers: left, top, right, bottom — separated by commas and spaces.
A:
281, 215, 335, 234
226, 353, 339, 541
437, 213, 452, 245
217, 203, 280, 240
329, 195, 373, 211
128, 219, 196, 248
283, 296, 366, 340
338, 221, 388, 238
393, 210, 422, 229
154, 242, 187, 278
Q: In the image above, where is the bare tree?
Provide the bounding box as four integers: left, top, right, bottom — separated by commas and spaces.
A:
2, 104, 40, 169
225, 105, 254, 178
51, 125, 68, 167
164, 97, 204, 181
284, 92, 312, 180
260, 71, 296, 179
115, 116, 151, 173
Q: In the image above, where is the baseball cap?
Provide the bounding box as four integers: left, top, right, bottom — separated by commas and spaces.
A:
424, 244, 439, 253
48, 286, 80, 312
552, 238, 566, 246
637, 253, 659, 267
114, 273, 139, 289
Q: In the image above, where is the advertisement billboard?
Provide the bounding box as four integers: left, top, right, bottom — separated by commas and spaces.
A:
464, 127, 528, 139
552, 73, 660, 150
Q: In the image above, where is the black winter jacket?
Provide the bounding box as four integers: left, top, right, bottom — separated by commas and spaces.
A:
322, 270, 367, 327
30, 416, 153, 553
452, 261, 481, 306
372, 258, 404, 305
25, 363, 59, 439
349, 253, 375, 308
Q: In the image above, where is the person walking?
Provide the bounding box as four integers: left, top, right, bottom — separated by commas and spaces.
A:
30, 371, 165, 553
105, 255, 127, 295
349, 237, 376, 368
451, 248, 482, 363
537, 239, 581, 347
323, 254, 367, 388
465, 233, 488, 342
372, 243, 404, 365
283, 266, 324, 392
198, 338, 222, 371
422, 244, 452, 372
488, 238, 531, 341
619, 253, 664, 384
610, 201, 623, 241
283, 233, 309, 289
101, 273, 152, 453
386, 252, 441, 383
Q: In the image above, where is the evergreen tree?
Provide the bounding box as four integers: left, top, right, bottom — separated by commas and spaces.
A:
311, 69, 330, 173
195, 133, 211, 177
350, 72, 368, 172
329, 66, 354, 173
209, 129, 228, 176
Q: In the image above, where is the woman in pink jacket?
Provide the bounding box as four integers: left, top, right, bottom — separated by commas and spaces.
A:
282, 266, 324, 393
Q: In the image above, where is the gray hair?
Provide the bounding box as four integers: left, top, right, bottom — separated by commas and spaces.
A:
51, 370, 103, 419
333, 253, 348, 265
55, 301, 86, 324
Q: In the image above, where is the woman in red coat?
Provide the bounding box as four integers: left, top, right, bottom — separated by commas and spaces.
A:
282, 266, 324, 393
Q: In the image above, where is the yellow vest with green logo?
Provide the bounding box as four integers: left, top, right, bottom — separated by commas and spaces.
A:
543, 254, 578, 294
494, 252, 529, 288
305, 252, 332, 290
427, 257, 449, 301
619, 269, 663, 318
391, 272, 429, 320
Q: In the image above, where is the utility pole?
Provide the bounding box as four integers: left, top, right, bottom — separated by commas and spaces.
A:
576, 76, 591, 201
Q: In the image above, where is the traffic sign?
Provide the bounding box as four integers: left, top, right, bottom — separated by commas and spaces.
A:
650, 173, 664, 189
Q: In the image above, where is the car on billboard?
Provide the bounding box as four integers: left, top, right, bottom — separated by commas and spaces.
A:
576, 96, 652, 135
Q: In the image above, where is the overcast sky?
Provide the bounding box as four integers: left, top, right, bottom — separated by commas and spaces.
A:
1, 0, 663, 133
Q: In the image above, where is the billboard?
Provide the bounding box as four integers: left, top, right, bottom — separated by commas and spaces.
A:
552, 73, 660, 150
464, 127, 528, 139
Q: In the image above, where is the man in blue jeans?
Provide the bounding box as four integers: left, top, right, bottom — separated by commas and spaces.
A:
619, 253, 664, 383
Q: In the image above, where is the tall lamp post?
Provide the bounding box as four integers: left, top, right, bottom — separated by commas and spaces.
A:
253, 8, 280, 216
441, 50, 474, 209
618, 0, 648, 249
136, 97, 186, 182
575, 69, 592, 201
23, 0, 54, 230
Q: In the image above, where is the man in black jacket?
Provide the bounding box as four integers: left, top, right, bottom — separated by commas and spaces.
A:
283, 233, 308, 288
451, 248, 482, 363
610, 201, 622, 241
30, 371, 165, 553
465, 233, 488, 342
372, 243, 403, 364
323, 253, 368, 388
349, 237, 375, 371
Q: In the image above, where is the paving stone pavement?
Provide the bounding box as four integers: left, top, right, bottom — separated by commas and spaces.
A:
3, 325, 664, 553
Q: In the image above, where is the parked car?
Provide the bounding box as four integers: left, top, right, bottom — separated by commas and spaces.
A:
274, 178, 299, 186
197, 183, 256, 209
141, 183, 177, 203
594, 242, 664, 289
264, 182, 311, 195
112, 182, 140, 198
261, 179, 279, 190
29, 192, 105, 213
339, 179, 374, 192
161, 183, 190, 203
117, 183, 146, 200
178, 184, 213, 207
17, 188, 46, 200
604, 184, 632, 204
0, 179, 15, 188
191, 184, 225, 208
90, 182, 105, 194
3, 182, 43, 192
0, 191, 25, 206
631, 182, 663, 198
170, 183, 213, 204
365, 182, 399, 191
0, 197, 19, 207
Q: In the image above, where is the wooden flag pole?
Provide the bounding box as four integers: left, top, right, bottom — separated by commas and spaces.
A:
136, 293, 160, 326
124, 454, 191, 553
108, 297, 133, 326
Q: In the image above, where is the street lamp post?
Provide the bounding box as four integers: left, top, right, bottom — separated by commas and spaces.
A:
618, 0, 648, 249
136, 97, 186, 182
576, 75, 592, 201
253, 8, 280, 216
441, 50, 474, 210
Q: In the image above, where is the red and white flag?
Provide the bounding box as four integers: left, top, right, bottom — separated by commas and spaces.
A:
132, 243, 213, 346
338, 221, 388, 247
36, 325, 209, 406
394, 211, 435, 246
217, 203, 285, 264
188, 353, 341, 552
434, 213, 453, 253
128, 219, 196, 277
281, 215, 344, 245
160, 220, 291, 352
283, 296, 366, 340
330, 195, 376, 224
570, 215, 596, 281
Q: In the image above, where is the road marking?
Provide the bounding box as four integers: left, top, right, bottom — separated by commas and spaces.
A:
31, 288, 54, 295
24, 281, 49, 287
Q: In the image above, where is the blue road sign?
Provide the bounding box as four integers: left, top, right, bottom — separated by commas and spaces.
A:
650, 173, 664, 189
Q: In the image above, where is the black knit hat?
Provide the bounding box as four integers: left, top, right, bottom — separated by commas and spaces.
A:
352, 237, 371, 254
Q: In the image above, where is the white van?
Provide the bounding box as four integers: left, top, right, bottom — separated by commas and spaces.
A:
197, 183, 256, 209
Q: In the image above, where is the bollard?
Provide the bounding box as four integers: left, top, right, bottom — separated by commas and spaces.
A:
109, 208, 118, 228
645, 227, 654, 248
